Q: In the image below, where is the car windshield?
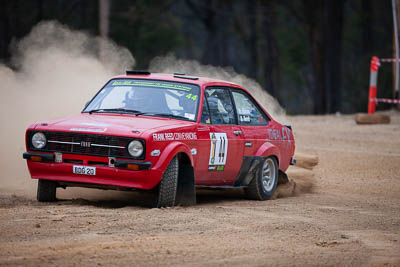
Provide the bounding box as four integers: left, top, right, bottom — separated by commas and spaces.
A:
83, 79, 200, 121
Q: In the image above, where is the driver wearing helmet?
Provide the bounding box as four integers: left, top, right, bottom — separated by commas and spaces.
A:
124, 88, 171, 114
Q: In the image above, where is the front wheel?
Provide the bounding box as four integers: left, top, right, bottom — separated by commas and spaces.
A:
153, 156, 179, 208
244, 157, 278, 200
37, 179, 57, 202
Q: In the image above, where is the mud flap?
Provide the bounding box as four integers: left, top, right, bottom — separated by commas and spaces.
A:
234, 156, 266, 186
278, 170, 289, 185
175, 164, 196, 206
234, 157, 289, 186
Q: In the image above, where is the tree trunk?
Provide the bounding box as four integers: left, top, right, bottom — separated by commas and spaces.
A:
394, 0, 400, 107
304, 0, 326, 114
246, 0, 259, 80
0, 2, 11, 62
362, 0, 373, 57
98, 0, 110, 62
324, 0, 345, 113
260, 1, 280, 98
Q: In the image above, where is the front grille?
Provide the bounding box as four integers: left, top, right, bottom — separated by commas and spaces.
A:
28, 131, 144, 159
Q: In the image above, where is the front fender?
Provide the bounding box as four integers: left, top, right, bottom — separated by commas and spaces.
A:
254, 142, 281, 168
152, 142, 194, 173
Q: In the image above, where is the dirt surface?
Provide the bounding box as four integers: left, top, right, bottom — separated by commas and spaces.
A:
1, 112, 400, 266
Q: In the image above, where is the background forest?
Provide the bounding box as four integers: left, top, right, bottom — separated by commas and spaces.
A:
0, 0, 396, 114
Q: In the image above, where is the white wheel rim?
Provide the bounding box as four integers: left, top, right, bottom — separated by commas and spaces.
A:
261, 158, 276, 192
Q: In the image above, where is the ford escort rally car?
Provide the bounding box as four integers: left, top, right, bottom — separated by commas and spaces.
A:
23, 71, 295, 207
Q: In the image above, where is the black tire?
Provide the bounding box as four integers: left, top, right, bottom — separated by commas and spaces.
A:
37, 179, 57, 202
244, 157, 278, 200
154, 156, 179, 208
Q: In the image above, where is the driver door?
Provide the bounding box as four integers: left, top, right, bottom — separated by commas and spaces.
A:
195, 87, 244, 185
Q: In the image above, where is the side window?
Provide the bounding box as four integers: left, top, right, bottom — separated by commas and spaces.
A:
200, 96, 211, 124
205, 88, 236, 125
232, 90, 268, 125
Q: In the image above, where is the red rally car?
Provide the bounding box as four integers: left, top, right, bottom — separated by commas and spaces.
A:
23, 71, 295, 207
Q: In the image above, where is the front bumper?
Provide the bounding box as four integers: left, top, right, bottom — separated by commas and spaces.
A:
23, 152, 161, 190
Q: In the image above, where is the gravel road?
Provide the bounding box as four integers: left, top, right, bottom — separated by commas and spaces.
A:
1, 112, 399, 266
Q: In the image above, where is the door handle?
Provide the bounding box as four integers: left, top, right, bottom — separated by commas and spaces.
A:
198, 126, 210, 131
233, 130, 242, 136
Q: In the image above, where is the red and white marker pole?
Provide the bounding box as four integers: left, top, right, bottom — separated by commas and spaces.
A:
368, 56, 381, 114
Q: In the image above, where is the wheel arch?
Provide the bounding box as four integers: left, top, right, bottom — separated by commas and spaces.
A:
152, 142, 194, 172
254, 142, 281, 169
254, 143, 289, 184
152, 142, 196, 206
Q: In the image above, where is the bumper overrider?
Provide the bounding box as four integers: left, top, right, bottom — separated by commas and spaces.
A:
23, 151, 160, 190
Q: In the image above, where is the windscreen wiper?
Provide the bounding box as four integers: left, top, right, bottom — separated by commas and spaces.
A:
140, 112, 190, 121
87, 108, 143, 115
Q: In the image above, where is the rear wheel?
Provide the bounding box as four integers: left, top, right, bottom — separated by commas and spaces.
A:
154, 156, 179, 208
37, 179, 57, 202
244, 157, 278, 200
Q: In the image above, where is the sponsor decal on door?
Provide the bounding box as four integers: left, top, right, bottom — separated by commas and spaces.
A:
208, 132, 228, 171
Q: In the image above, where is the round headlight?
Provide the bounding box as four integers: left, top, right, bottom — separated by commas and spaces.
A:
128, 140, 144, 157
32, 132, 47, 149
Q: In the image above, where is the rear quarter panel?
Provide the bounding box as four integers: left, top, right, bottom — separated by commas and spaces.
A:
248, 120, 294, 172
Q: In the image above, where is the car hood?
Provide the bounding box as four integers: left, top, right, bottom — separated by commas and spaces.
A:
33, 113, 193, 137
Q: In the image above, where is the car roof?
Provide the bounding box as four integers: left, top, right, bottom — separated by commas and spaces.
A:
111, 73, 243, 89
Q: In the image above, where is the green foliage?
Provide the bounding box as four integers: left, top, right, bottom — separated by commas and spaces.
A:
109, 0, 184, 69
273, 3, 310, 114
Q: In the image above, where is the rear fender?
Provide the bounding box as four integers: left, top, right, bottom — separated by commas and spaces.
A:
254, 142, 281, 168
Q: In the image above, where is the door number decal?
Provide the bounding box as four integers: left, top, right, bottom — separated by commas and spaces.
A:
208, 133, 228, 171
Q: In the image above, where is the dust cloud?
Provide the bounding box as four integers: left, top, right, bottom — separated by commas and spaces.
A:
0, 21, 135, 194
149, 54, 287, 123
273, 154, 318, 199
274, 167, 316, 199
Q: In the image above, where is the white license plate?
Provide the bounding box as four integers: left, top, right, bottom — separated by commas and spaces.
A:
73, 165, 96, 176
